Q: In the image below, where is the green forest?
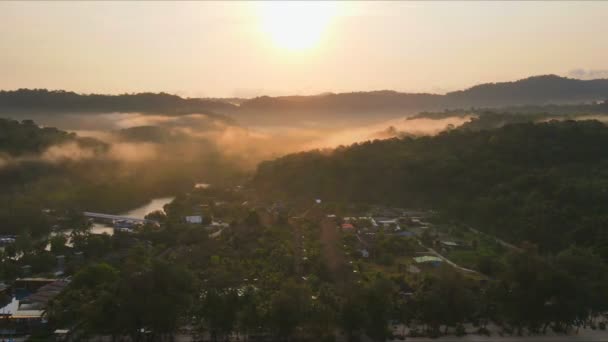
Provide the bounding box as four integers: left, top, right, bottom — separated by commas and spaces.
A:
254, 120, 608, 256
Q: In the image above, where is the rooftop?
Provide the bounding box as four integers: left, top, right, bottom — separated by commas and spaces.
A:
413, 256, 443, 264
341, 223, 355, 229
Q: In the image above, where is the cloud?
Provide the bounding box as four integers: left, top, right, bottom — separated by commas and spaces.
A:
1, 110, 473, 172
0, 142, 97, 169
537, 114, 608, 124
41, 142, 98, 163
303, 115, 472, 149
568, 68, 608, 80
107, 142, 159, 162
0, 139, 162, 170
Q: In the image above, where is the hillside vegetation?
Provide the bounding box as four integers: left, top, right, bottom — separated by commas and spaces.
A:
0, 89, 236, 118
254, 120, 608, 256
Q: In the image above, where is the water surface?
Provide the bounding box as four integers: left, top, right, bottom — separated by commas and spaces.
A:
90, 196, 174, 235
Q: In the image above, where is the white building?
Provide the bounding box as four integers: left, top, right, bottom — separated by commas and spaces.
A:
185, 215, 203, 224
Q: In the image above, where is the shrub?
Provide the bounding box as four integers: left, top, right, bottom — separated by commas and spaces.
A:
456, 324, 467, 336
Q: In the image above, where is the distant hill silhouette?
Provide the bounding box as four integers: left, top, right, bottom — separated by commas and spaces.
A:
2, 75, 608, 125
233, 75, 608, 125
237, 75, 608, 113
239, 91, 442, 114
444, 75, 608, 108
0, 89, 237, 119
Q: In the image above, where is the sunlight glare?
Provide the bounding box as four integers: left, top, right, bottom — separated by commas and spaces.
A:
257, 2, 338, 51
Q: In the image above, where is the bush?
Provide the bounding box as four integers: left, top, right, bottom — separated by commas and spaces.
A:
320, 334, 336, 342
427, 327, 441, 339
378, 253, 394, 266
502, 326, 514, 335
477, 326, 490, 336
408, 328, 422, 337
455, 324, 467, 336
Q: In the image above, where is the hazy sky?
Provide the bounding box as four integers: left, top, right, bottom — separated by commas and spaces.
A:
1, 1, 607, 97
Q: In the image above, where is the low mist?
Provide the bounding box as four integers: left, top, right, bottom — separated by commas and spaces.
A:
1, 111, 475, 174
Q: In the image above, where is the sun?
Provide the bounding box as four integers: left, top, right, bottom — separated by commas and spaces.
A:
256, 2, 338, 51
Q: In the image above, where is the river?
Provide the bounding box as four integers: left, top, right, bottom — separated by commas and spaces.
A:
45, 197, 174, 250
90, 196, 174, 235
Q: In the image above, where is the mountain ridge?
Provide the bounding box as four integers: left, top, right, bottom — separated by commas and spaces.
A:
2, 75, 608, 125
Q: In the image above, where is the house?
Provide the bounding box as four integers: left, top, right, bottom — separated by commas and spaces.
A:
194, 183, 210, 189
341, 223, 355, 231
0, 279, 70, 334
20, 280, 69, 307
14, 278, 61, 293
359, 249, 370, 258
413, 256, 443, 267
209, 229, 222, 239
0, 236, 16, 245
377, 218, 398, 226
439, 241, 462, 251
407, 264, 421, 274
208, 221, 229, 230
54, 329, 72, 341
410, 218, 432, 228
185, 215, 203, 224
114, 220, 137, 232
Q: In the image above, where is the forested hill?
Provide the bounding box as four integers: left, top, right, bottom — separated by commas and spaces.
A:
444, 74, 608, 107
0, 118, 105, 156
237, 75, 608, 117
253, 120, 608, 255
0, 89, 237, 118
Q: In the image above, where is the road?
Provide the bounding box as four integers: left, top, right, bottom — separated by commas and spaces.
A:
320, 217, 344, 274
467, 226, 522, 252
416, 240, 482, 275
415, 223, 524, 276
289, 218, 304, 276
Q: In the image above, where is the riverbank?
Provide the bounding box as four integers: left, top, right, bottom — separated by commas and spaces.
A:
87, 196, 174, 235
50, 196, 174, 239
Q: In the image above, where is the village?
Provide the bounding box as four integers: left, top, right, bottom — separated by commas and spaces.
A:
0, 184, 602, 341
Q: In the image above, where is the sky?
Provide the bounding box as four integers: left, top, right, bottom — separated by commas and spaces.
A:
1, 1, 607, 98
